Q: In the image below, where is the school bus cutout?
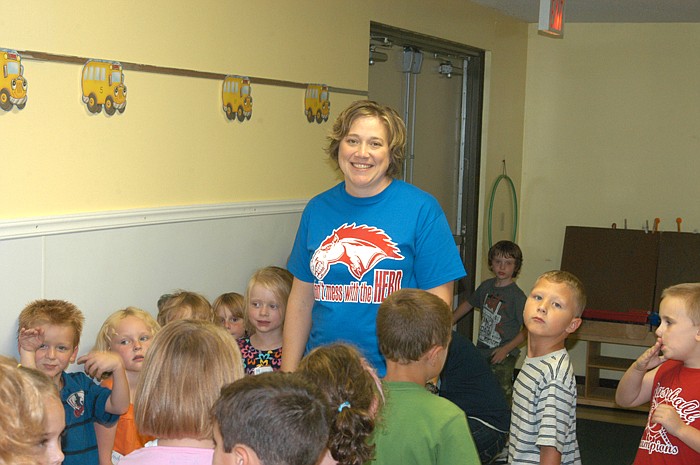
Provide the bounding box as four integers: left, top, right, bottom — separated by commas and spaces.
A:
81, 60, 127, 115
222, 75, 252, 122
1, 49, 27, 111
305, 84, 330, 123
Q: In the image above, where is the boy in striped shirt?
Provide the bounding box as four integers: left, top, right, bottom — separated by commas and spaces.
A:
509, 271, 586, 465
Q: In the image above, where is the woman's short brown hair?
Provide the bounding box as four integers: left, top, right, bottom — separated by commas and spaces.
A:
325, 100, 406, 179
134, 319, 244, 439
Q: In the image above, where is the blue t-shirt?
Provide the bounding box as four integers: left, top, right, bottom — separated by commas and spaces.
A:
288, 180, 466, 376
61, 371, 119, 465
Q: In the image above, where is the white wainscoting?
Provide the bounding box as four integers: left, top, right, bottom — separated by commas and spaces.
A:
0, 200, 306, 357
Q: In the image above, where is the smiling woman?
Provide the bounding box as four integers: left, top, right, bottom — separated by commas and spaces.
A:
282, 100, 467, 377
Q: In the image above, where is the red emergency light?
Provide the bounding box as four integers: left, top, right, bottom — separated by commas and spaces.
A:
539, 0, 565, 38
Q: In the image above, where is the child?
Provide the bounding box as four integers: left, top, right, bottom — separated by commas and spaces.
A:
297, 343, 384, 465
18, 299, 130, 465
439, 331, 511, 465
615, 282, 700, 463
18, 363, 66, 465
156, 290, 213, 326
0, 355, 65, 465
453, 240, 526, 403
238, 266, 293, 375
93, 307, 161, 464
213, 292, 246, 339
509, 270, 586, 465
211, 372, 330, 465
372, 288, 479, 465
119, 319, 244, 465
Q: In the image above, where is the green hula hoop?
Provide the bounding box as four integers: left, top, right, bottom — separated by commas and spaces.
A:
487, 174, 518, 248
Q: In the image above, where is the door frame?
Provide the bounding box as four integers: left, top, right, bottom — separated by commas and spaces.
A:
370, 22, 484, 338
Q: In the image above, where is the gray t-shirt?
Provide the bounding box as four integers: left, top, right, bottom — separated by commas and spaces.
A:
469, 278, 526, 357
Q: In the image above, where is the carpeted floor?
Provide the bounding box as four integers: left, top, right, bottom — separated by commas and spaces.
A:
577, 418, 644, 465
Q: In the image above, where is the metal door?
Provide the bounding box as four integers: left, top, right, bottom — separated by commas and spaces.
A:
368, 24, 484, 335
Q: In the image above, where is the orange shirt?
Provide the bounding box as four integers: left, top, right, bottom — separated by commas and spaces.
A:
101, 378, 154, 456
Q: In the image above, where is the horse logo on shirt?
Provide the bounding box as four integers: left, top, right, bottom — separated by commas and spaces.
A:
66, 390, 85, 418
311, 223, 404, 281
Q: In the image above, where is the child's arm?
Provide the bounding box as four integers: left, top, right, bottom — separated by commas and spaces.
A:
95, 422, 118, 465
18, 327, 43, 368
490, 328, 526, 364
615, 338, 665, 407
652, 404, 700, 452
539, 445, 562, 465
77, 351, 130, 415
452, 300, 474, 324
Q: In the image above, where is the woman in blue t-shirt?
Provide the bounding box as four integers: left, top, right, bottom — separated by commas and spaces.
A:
282, 100, 466, 376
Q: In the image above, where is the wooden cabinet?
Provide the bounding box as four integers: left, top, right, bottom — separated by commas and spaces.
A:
569, 319, 657, 411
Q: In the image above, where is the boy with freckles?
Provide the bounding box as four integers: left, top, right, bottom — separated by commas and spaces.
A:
616, 282, 700, 464
509, 270, 586, 465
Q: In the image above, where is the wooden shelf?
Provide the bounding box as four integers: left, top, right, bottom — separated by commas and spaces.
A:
588, 355, 636, 371
576, 385, 649, 412
577, 405, 648, 426
570, 320, 656, 412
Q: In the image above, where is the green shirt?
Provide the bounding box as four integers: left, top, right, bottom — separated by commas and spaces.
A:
369, 381, 479, 465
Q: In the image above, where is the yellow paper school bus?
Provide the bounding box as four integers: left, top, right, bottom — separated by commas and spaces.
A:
304, 84, 330, 123
0, 49, 27, 111
222, 75, 252, 121
81, 60, 127, 115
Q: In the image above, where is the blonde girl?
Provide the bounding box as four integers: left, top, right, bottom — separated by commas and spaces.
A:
212, 292, 246, 339
238, 266, 293, 375
0, 355, 64, 465
297, 343, 384, 465
93, 307, 160, 464
119, 319, 244, 465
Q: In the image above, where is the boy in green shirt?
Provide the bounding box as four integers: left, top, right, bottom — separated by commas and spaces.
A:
371, 288, 479, 465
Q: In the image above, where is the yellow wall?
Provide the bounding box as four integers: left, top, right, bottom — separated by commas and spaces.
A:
0, 1, 366, 217
519, 23, 700, 292
0, 0, 528, 239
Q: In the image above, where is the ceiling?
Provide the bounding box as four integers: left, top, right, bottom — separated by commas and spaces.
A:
469, 0, 700, 23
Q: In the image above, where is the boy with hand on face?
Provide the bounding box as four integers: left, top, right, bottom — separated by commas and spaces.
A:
18, 299, 130, 465
509, 271, 586, 465
616, 283, 700, 464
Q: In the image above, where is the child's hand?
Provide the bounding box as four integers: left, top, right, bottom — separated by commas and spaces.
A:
635, 338, 666, 372
491, 346, 509, 364
77, 351, 124, 380
19, 327, 44, 352
652, 404, 684, 436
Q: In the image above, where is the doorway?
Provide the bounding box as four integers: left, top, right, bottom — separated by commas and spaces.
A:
368, 23, 484, 337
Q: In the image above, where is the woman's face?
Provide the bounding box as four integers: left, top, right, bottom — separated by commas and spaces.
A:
338, 116, 392, 198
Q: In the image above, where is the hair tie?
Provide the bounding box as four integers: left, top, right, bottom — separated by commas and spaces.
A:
338, 401, 351, 412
